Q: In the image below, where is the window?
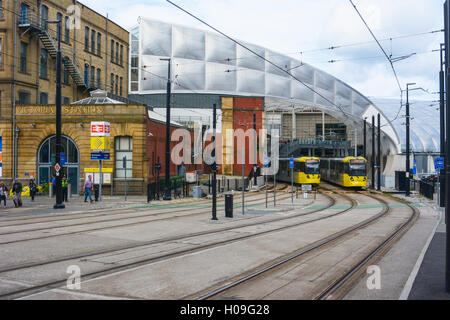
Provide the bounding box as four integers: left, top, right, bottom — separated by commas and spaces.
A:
84, 27, 89, 51
120, 45, 123, 66
115, 75, 118, 95
63, 66, 69, 84
115, 136, 133, 178
56, 12, 62, 24
97, 33, 101, 56
41, 5, 48, 30
116, 42, 119, 64
84, 64, 89, 86
64, 17, 70, 43
20, 3, 29, 24
39, 92, 48, 104
40, 49, 47, 79
110, 73, 114, 93
120, 77, 123, 96
110, 40, 114, 62
97, 68, 101, 88
0, 1, 3, 20
19, 42, 27, 73
90, 66, 95, 87
91, 30, 95, 53
0, 39, 2, 69
18, 91, 30, 105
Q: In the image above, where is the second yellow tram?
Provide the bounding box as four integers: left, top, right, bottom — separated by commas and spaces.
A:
320, 157, 368, 188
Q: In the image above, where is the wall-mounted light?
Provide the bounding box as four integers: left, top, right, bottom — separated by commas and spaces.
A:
30, 123, 36, 128
78, 123, 84, 128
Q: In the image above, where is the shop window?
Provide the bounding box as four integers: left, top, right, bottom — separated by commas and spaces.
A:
115, 136, 132, 178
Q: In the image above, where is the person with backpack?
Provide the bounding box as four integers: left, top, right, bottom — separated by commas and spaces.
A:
29, 179, 37, 202
12, 179, 23, 208
0, 183, 8, 207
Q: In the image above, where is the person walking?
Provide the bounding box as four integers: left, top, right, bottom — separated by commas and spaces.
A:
29, 179, 37, 202
0, 183, 8, 207
84, 175, 94, 203
62, 176, 68, 202
51, 175, 56, 197
12, 179, 23, 208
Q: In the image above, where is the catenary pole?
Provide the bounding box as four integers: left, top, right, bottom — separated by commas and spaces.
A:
161, 58, 172, 200
212, 104, 217, 220
444, 0, 450, 293
371, 116, 375, 189
377, 113, 381, 191
440, 43, 446, 208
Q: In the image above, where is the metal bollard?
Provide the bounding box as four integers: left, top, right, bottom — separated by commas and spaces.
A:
49, 183, 53, 198
68, 183, 71, 201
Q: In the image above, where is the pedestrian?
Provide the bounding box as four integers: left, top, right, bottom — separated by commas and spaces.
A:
84, 175, 94, 203
12, 179, 23, 208
62, 176, 68, 202
0, 183, 8, 207
29, 179, 37, 202
51, 175, 56, 196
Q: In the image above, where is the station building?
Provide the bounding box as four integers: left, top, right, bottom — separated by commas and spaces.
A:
128, 18, 440, 188
0, 0, 129, 182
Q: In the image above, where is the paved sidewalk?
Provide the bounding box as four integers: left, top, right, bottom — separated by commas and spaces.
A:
408, 208, 450, 300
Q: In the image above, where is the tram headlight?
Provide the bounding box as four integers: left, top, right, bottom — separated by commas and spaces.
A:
350, 177, 354, 181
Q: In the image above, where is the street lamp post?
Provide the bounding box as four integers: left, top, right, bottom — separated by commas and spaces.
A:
161, 58, 172, 201
48, 18, 64, 209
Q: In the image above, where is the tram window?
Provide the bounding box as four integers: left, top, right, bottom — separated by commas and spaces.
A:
294, 162, 302, 172
349, 163, 366, 176
305, 162, 320, 174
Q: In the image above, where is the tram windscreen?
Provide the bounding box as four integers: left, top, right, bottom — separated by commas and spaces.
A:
349, 160, 367, 176
305, 160, 320, 174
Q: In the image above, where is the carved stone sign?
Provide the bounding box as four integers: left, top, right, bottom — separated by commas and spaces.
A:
16, 105, 105, 115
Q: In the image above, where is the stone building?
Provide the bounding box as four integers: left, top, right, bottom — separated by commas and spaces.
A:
4, 91, 147, 195
0, 0, 129, 180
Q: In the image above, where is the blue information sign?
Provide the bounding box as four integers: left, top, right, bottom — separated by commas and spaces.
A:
91, 153, 110, 161
435, 157, 445, 170
290, 157, 294, 169
264, 155, 268, 168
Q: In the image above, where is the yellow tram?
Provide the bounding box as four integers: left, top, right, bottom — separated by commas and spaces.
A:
278, 157, 321, 185
320, 157, 368, 188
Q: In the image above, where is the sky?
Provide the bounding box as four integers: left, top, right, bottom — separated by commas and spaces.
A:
80, 0, 444, 101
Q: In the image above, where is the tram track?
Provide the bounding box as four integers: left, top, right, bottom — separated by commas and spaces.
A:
0, 184, 279, 227
0, 188, 290, 245
0, 189, 353, 299
191, 190, 417, 300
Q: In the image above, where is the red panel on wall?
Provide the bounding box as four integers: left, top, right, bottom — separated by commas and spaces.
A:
232, 97, 264, 176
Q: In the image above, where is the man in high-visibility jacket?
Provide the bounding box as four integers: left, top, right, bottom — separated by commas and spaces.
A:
62, 176, 69, 202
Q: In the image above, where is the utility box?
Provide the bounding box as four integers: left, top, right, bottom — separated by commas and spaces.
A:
225, 194, 233, 218
193, 186, 202, 198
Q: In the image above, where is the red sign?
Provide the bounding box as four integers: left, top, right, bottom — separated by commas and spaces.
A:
91, 122, 111, 137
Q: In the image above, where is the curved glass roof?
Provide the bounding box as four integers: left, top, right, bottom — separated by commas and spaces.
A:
372, 99, 440, 153
130, 18, 439, 154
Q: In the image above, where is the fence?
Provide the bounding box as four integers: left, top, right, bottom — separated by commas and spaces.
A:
419, 180, 435, 200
